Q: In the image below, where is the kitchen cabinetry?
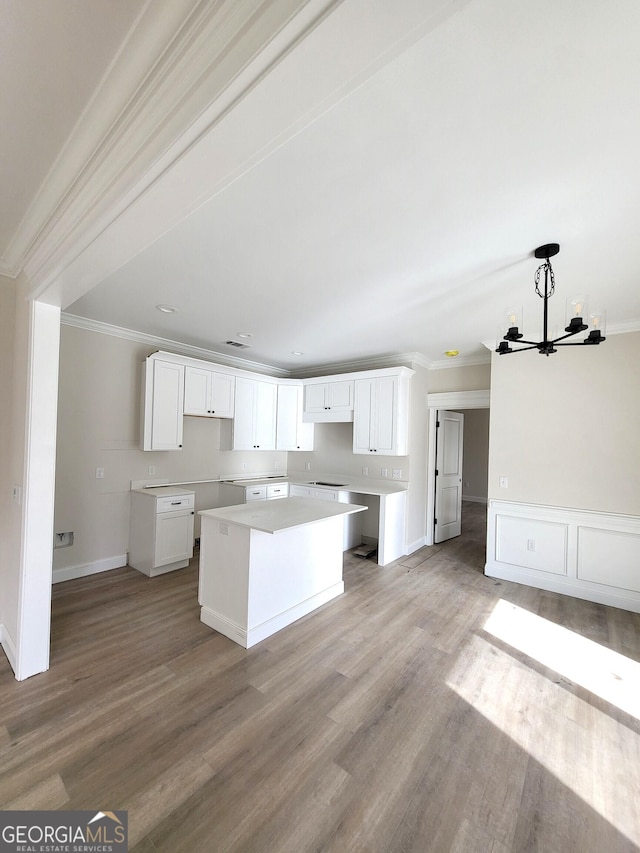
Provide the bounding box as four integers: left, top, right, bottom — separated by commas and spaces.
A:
303, 380, 354, 422
353, 370, 411, 456
140, 356, 184, 451
183, 366, 235, 418
222, 376, 277, 450
276, 383, 314, 450
129, 487, 195, 576
221, 480, 289, 504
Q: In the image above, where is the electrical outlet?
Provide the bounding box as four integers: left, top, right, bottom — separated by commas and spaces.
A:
362, 466, 369, 476
219, 523, 229, 535
242, 462, 248, 470
305, 462, 311, 471
527, 539, 536, 552
96, 467, 104, 479
392, 469, 402, 479
12, 485, 22, 505
148, 466, 155, 476
54, 531, 74, 548
381, 468, 388, 478
499, 477, 508, 488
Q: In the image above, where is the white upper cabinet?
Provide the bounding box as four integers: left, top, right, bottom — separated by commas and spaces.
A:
140, 356, 184, 451
276, 383, 314, 451
230, 376, 277, 450
353, 370, 412, 456
183, 365, 235, 418
303, 380, 354, 422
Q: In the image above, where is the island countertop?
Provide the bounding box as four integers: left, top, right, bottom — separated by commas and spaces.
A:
199, 496, 366, 534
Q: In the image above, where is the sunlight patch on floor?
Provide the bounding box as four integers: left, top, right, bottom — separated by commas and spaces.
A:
445, 601, 640, 847
485, 599, 640, 722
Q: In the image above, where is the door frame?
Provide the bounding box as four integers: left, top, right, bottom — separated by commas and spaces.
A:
425, 389, 490, 546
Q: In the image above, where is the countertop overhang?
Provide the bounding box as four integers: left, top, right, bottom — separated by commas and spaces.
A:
199, 497, 367, 534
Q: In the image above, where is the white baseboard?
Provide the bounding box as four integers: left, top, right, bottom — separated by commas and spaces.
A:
462, 495, 487, 504
200, 581, 344, 648
52, 554, 128, 584
406, 536, 428, 554
486, 500, 640, 614
486, 562, 640, 614
0, 623, 18, 675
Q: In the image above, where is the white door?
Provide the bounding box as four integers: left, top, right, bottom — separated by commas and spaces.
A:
434, 411, 464, 543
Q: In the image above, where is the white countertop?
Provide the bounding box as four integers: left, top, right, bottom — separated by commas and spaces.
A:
199, 497, 367, 534
288, 476, 408, 497
133, 486, 195, 497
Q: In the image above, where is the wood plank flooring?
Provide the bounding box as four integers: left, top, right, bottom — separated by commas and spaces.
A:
1, 502, 640, 851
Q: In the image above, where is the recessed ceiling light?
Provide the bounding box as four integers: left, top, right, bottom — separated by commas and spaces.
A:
444, 350, 459, 357
236, 331, 253, 338
291, 351, 304, 356
156, 304, 176, 314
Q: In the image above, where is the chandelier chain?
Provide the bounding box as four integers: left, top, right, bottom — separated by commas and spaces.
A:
534, 260, 555, 299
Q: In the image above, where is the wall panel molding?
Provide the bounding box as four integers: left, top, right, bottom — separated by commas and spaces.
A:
486, 500, 640, 613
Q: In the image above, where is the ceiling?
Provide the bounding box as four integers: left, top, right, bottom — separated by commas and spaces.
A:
3, 0, 640, 371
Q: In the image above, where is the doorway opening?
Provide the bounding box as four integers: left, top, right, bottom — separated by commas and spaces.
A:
426, 390, 490, 547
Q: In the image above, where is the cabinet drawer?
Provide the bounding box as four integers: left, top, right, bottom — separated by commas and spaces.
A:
314, 488, 338, 502
245, 486, 267, 501
157, 494, 195, 513
267, 483, 289, 499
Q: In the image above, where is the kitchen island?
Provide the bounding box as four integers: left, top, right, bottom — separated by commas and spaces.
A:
198, 497, 366, 648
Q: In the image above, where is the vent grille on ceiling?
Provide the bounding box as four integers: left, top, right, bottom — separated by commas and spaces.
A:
224, 340, 251, 349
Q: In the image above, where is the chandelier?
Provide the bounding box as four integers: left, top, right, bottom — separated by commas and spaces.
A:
497, 243, 606, 356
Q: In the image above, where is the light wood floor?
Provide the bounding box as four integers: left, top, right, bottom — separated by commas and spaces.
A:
1, 502, 640, 852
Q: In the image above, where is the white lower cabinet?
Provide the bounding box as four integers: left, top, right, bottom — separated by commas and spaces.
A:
129, 488, 195, 576
220, 481, 289, 505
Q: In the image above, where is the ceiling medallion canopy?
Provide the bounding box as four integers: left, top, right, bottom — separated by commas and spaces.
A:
497, 243, 606, 356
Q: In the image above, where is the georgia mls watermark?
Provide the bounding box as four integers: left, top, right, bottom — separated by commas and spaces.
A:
0, 810, 128, 853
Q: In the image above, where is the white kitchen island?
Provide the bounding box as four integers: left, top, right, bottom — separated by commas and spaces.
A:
198, 497, 366, 648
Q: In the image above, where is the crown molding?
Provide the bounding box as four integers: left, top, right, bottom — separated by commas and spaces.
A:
288, 351, 429, 378
60, 313, 291, 377
0, 258, 18, 279
18, 0, 337, 297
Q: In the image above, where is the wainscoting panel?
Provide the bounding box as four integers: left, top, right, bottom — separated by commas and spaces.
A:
486, 500, 640, 613
496, 515, 568, 575
577, 526, 640, 593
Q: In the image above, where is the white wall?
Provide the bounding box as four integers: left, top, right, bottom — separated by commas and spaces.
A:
0, 277, 17, 648
452, 408, 489, 502
0, 276, 60, 679
54, 325, 288, 576
488, 332, 640, 515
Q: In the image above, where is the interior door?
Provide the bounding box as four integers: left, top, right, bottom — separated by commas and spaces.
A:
434, 410, 464, 543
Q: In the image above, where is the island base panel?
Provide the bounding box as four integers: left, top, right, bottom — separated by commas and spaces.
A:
200, 581, 344, 648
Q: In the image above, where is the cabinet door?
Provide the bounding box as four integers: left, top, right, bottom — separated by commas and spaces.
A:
277, 384, 313, 451
150, 360, 184, 451
372, 376, 397, 454
154, 510, 194, 566
327, 381, 354, 411
232, 377, 256, 449
353, 379, 375, 454
304, 383, 327, 413
183, 366, 211, 416
209, 372, 235, 418
290, 485, 312, 497
253, 380, 277, 449
233, 377, 277, 450
353, 376, 401, 455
